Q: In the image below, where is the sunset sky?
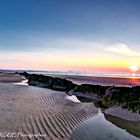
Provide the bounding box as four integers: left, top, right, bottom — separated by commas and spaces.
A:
0, 0, 140, 73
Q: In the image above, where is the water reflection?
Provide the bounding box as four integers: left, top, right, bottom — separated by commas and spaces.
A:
70, 109, 140, 140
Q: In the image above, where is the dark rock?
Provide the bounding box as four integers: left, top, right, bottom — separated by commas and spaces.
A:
103, 86, 140, 113
28, 74, 77, 92
76, 96, 94, 102
73, 84, 109, 96
19, 71, 30, 78
72, 84, 110, 103
132, 86, 140, 94
105, 86, 132, 96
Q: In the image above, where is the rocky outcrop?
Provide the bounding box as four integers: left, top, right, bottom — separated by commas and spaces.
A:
73, 84, 109, 96
102, 86, 140, 113
19, 71, 30, 78
28, 74, 77, 91
71, 84, 110, 102
72, 84, 140, 113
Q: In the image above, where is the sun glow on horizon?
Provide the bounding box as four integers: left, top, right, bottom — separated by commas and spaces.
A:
0, 51, 140, 74
130, 64, 139, 73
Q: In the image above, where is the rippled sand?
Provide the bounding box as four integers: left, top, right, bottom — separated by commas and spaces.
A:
0, 83, 97, 140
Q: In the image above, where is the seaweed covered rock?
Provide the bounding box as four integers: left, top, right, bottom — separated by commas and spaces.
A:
132, 86, 140, 94
71, 84, 109, 103
28, 74, 77, 91
19, 71, 30, 79
52, 77, 76, 91
73, 84, 109, 97
102, 86, 140, 113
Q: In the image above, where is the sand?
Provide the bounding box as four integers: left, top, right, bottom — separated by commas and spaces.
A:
47, 74, 140, 87
104, 106, 140, 121
0, 82, 97, 140
0, 73, 23, 83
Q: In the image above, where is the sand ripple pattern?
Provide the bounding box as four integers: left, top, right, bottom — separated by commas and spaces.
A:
0, 83, 97, 140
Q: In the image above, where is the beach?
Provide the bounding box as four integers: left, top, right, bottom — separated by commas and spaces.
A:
1, 0, 140, 139
0, 73, 97, 140
0, 73, 23, 83
104, 106, 140, 121
0, 72, 140, 140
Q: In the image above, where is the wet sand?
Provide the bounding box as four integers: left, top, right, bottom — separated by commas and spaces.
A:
0, 83, 97, 140
104, 106, 140, 121
105, 114, 140, 138
70, 110, 140, 140
48, 74, 140, 87
0, 73, 23, 83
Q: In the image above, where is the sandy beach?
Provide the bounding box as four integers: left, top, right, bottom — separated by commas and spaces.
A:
0, 73, 23, 83
0, 73, 140, 139
1, 0, 140, 139
0, 73, 97, 140
104, 106, 140, 121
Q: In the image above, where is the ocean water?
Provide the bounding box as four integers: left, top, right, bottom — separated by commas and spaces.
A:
1, 69, 140, 78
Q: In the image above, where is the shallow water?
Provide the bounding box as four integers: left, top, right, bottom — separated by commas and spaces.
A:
105, 114, 140, 138
70, 109, 140, 140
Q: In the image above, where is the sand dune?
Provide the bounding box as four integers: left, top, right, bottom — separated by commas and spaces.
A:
0, 83, 97, 140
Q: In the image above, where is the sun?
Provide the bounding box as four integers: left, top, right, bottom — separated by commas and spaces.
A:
130, 64, 139, 72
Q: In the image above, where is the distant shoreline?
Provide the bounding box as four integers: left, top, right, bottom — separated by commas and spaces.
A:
1, 69, 140, 79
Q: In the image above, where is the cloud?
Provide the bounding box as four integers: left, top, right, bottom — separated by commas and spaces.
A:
106, 43, 140, 56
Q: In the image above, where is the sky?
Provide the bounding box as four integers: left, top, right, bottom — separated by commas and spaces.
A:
0, 0, 140, 74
